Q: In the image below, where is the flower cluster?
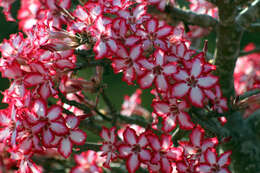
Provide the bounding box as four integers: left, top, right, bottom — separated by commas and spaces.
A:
0, 0, 235, 172
234, 43, 260, 118
234, 43, 260, 95
99, 126, 231, 173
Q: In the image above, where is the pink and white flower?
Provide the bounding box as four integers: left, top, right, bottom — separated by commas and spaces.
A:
118, 127, 151, 173
71, 150, 102, 173
171, 58, 218, 107
196, 148, 231, 173
100, 126, 117, 168
152, 98, 194, 132
138, 49, 177, 92
147, 133, 183, 173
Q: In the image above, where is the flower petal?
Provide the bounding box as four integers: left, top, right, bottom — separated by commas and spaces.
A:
126, 154, 140, 173
161, 157, 172, 173
24, 73, 44, 87
122, 67, 135, 84
147, 135, 161, 151
161, 134, 172, 151
100, 127, 110, 141
47, 106, 62, 121
155, 75, 168, 92
191, 58, 202, 78
157, 26, 172, 38
138, 72, 155, 89
130, 44, 141, 60
94, 41, 107, 59
32, 99, 46, 117
69, 129, 87, 145
152, 101, 169, 117
139, 149, 151, 161
171, 83, 189, 98
50, 122, 68, 135
0, 128, 11, 142
107, 39, 117, 52
198, 75, 218, 88
118, 144, 131, 158
177, 112, 194, 130
218, 151, 231, 167
65, 115, 79, 129
173, 70, 188, 81
0, 112, 10, 126
123, 127, 137, 145
125, 36, 140, 46
59, 138, 72, 158
205, 149, 217, 165
147, 19, 157, 33
154, 49, 165, 66
163, 63, 177, 75
162, 114, 177, 132
189, 87, 204, 107
42, 128, 54, 147
190, 126, 204, 147
196, 164, 211, 173
219, 168, 231, 173
18, 138, 32, 154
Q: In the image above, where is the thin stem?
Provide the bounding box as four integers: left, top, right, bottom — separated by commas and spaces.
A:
100, 88, 118, 125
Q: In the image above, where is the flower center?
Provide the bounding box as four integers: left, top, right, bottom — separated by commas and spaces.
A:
124, 58, 133, 68
148, 33, 157, 41
211, 164, 220, 173
186, 76, 198, 87
153, 65, 163, 75
100, 34, 109, 42
169, 104, 179, 114
132, 144, 141, 153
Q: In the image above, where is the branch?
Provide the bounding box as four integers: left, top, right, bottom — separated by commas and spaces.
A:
118, 115, 163, 135
206, 0, 248, 7
238, 89, 260, 100
236, 0, 260, 29
205, 0, 217, 5
73, 142, 101, 153
93, 107, 112, 121
58, 91, 92, 114
79, 118, 102, 134
248, 23, 260, 32
239, 46, 260, 56
74, 60, 109, 70
164, 5, 218, 28
58, 90, 112, 121
118, 115, 149, 128
234, 0, 252, 6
